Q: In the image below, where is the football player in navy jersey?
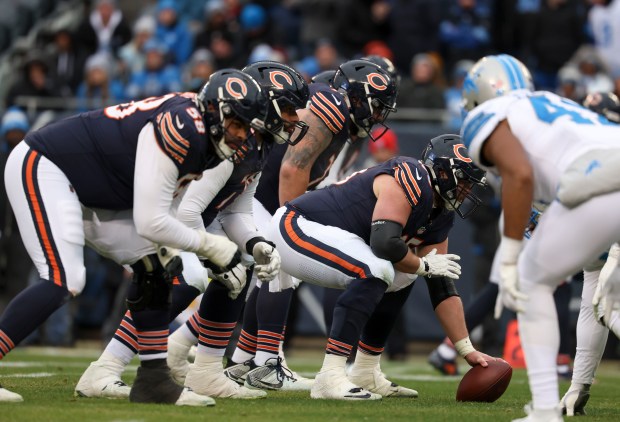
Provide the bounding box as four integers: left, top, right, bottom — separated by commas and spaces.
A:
267, 135, 493, 400
223, 60, 399, 391
0, 69, 269, 405
74, 62, 309, 401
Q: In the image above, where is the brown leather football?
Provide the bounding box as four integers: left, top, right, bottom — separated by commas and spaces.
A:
456, 359, 513, 402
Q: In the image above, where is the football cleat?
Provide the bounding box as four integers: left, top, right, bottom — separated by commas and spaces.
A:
74, 357, 131, 399
174, 387, 216, 406
167, 334, 192, 384
311, 367, 381, 400
184, 354, 265, 399
348, 362, 418, 398
428, 348, 459, 376
561, 384, 590, 416
244, 356, 313, 391
0, 385, 23, 402
224, 359, 257, 385
277, 354, 314, 391
512, 403, 563, 422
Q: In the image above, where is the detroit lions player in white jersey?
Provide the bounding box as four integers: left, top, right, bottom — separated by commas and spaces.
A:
460, 54, 620, 421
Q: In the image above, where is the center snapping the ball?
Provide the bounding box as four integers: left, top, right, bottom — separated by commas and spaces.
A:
456, 359, 512, 402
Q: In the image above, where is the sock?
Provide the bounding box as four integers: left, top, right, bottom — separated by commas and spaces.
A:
327, 278, 387, 358
173, 318, 199, 345
195, 280, 241, 357
231, 283, 260, 364
0, 280, 69, 359
105, 311, 138, 365
359, 283, 413, 352
351, 349, 380, 372
254, 287, 293, 365
320, 353, 347, 372
322, 289, 342, 334
518, 280, 560, 410
572, 269, 609, 385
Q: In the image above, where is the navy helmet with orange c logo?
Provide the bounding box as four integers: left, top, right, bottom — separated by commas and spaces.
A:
422, 134, 487, 218
242, 61, 310, 145
197, 69, 268, 160
332, 59, 398, 142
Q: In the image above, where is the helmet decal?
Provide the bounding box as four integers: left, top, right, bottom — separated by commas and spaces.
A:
366, 72, 388, 91
453, 144, 472, 162
225, 78, 248, 99
269, 70, 293, 89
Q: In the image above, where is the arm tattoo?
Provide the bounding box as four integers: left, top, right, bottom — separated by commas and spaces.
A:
283, 110, 333, 170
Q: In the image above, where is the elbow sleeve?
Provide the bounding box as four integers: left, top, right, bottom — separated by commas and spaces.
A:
425, 276, 460, 309
370, 220, 408, 263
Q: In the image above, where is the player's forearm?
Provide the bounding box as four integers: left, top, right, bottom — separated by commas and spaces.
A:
279, 164, 310, 205
435, 296, 469, 344
501, 173, 533, 240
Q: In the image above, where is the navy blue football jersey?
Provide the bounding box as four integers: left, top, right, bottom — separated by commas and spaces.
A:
25, 93, 218, 210
289, 156, 455, 247
255, 83, 350, 214
201, 134, 272, 227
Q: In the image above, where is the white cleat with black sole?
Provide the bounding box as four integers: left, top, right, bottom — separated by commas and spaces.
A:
310, 367, 381, 400
74, 357, 131, 399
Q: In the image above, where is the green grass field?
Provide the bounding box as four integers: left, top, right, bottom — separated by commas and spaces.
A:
1, 346, 620, 421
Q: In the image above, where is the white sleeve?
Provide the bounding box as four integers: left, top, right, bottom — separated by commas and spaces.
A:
176, 160, 234, 231
133, 123, 202, 252
219, 174, 262, 253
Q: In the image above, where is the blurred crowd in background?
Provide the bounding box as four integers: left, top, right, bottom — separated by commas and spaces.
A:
1, 0, 620, 358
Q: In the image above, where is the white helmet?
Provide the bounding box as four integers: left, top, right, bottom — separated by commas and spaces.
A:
462, 54, 534, 112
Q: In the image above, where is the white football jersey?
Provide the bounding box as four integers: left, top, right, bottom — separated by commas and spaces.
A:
461, 90, 620, 205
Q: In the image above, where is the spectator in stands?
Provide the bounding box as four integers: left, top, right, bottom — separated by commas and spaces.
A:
439, 0, 492, 74
75, 0, 131, 58
125, 39, 182, 100
0, 108, 33, 310
293, 0, 340, 56
576, 48, 615, 95
444, 59, 474, 131
76, 53, 125, 112
239, 3, 272, 60
118, 15, 156, 82
388, 0, 441, 73
154, 0, 194, 65
314, 38, 344, 73
397, 53, 445, 112
520, 0, 586, 91
5, 53, 61, 110
336, 0, 391, 58
194, 0, 244, 69
363, 127, 399, 168
47, 28, 87, 97
182, 48, 215, 92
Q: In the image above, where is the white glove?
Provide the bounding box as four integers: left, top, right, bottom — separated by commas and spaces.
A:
212, 262, 247, 299
196, 230, 239, 268
493, 236, 528, 319
593, 243, 620, 326
414, 248, 461, 279
252, 241, 281, 282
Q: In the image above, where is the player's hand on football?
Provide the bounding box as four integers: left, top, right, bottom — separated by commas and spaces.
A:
196, 231, 240, 268
494, 262, 528, 319
211, 262, 247, 300
415, 248, 461, 279
464, 351, 496, 368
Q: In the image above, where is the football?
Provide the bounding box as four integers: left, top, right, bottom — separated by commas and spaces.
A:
456, 359, 513, 402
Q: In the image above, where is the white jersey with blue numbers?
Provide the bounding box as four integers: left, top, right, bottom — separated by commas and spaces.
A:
461, 90, 620, 205
589, 0, 620, 75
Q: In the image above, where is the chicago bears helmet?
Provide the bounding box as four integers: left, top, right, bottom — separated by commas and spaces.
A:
311, 70, 337, 87
583, 92, 620, 123
422, 134, 487, 218
332, 59, 398, 142
242, 61, 310, 145
362, 55, 401, 88
462, 54, 534, 112
197, 69, 268, 160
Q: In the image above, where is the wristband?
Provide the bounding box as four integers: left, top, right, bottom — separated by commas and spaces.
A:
454, 336, 476, 358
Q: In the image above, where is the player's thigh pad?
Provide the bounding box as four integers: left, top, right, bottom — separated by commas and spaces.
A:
83, 208, 155, 265
519, 192, 620, 287
4, 142, 86, 294
388, 271, 417, 293
269, 207, 394, 289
